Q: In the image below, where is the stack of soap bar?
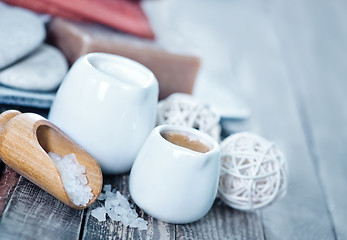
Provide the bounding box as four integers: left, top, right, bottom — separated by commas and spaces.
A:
48, 18, 201, 99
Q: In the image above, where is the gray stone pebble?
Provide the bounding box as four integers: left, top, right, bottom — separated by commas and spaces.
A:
0, 44, 68, 91
0, 7, 45, 69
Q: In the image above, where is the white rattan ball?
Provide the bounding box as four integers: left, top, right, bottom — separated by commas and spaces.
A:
157, 93, 221, 141
219, 132, 287, 211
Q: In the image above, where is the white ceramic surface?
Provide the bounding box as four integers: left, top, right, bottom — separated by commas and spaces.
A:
129, 125, 220, 224
48, 53, 159, 174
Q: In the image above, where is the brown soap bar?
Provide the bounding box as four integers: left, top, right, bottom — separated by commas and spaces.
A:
48, 18, 201, 99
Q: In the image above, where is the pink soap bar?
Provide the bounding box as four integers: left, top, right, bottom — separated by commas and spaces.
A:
48, 18, 201, 99
3, 0, 154, 39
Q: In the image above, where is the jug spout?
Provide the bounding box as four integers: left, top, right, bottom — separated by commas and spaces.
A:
86, 53, 158, 90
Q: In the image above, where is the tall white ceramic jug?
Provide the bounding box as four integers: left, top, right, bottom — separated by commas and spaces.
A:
49, 53, 159, 174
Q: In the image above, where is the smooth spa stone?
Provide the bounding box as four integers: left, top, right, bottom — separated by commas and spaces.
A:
0, 44, 68, 91
0, 7, 45, 69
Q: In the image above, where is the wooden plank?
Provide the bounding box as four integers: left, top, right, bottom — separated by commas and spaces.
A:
176, 199, 263, 240
223, 4, 337, 238
263, 0, 347, 239
299, 66, 347, 240
298, 62, 347, 240
0, 177, 84, 240
82, 174, 175, 240
239, 65, 336, 239
276, 0, 347, 239
82, 174, 263, 240
0, 166, 20, 217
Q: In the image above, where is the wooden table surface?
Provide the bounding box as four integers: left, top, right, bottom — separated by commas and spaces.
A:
0, 0, 346, 239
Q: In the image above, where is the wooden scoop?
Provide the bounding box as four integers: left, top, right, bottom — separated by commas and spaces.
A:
0, 110, 103, 209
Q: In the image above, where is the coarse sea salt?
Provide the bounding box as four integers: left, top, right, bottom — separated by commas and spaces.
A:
91, 185, 148, 231
49, 152, 93, 206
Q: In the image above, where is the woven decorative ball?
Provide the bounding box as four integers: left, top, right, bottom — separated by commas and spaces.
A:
157, 93, 221, 141
219, 132, 287, 210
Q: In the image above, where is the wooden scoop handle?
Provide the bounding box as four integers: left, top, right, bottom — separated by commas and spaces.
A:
0, 110, 102, 209
0, 110, 21, 131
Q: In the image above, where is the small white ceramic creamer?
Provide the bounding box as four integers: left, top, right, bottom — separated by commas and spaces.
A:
49, 53, 159, 174
129, 125, 220, 224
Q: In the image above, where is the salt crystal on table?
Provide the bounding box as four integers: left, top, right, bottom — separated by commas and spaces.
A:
49, 152, 93, 206
103, 184, 112, 192
91, 207, 106, 222
133, 218, 148, 231
91, 186, 148, 230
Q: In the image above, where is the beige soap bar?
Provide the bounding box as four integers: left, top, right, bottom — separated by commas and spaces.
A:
48, 18, 200, 99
